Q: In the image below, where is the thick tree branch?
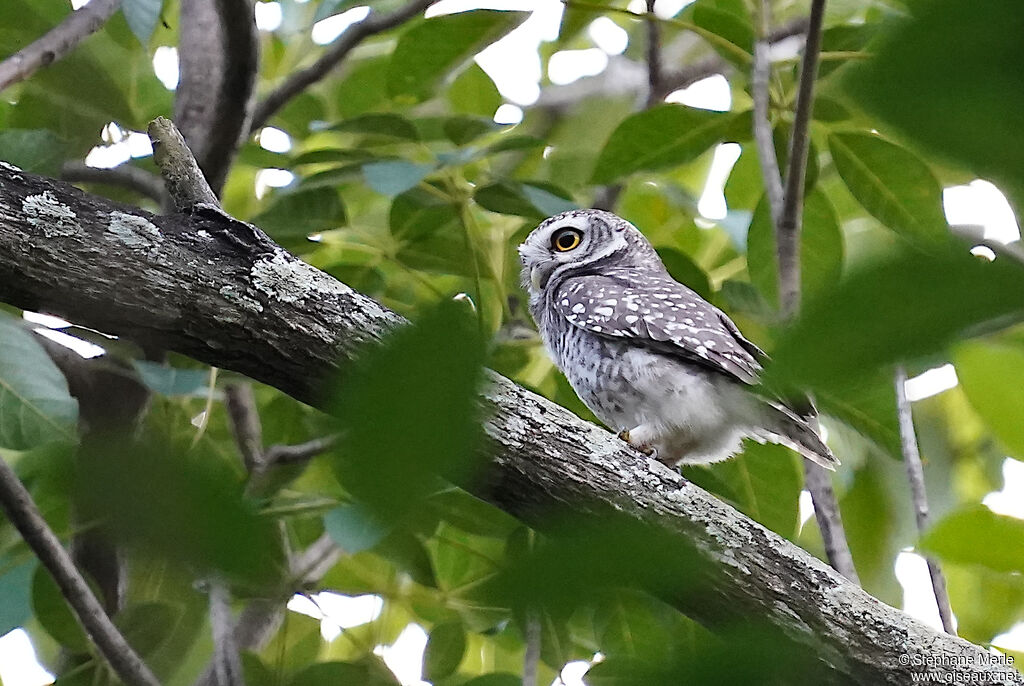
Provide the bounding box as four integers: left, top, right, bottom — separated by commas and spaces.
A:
894, 366, 957, 635
175, 0, 259, 195
249, 0, 434, 133
0, 0, 121, 92
0, 167, 1019, 684
0, 446, 159, 686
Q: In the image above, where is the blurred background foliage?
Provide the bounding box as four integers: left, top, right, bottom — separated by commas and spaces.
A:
1, 0, 1024, 683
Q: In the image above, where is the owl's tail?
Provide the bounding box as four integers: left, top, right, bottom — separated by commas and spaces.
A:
757, 403, 839, 470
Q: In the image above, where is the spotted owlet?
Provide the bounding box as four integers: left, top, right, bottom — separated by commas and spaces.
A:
518, 209, 836, 469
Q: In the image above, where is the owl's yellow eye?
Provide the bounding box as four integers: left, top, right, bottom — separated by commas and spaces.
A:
552, 228, 583, 252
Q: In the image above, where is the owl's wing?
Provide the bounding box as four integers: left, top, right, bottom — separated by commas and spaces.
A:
553, 271, 763, 384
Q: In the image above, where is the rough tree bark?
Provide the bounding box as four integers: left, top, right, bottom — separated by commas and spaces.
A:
0, 164, 1020, 686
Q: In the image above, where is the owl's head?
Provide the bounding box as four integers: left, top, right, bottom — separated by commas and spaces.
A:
518, 209, 662, 298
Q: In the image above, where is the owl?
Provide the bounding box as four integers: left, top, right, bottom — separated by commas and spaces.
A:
518, 209, 836, 469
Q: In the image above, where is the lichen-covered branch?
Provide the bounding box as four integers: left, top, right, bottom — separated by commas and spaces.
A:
0, 164, 1019, 685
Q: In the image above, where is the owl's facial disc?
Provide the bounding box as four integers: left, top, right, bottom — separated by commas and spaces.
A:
520, 210, 630, 295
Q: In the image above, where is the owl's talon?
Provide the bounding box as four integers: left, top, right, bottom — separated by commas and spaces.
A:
617, 429, 631, 443
618, 428, 656, 457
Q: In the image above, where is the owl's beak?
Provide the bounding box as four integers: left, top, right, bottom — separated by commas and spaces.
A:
530, 265, 544, 291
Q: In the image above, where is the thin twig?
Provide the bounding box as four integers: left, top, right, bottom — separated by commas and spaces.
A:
643, 0, 662, 108
751, 0, 784, 226
777, 0, 826, 319
0, 458, 160, 686
894, 367, 956, 635
522, 609, 540, 686
249, 0, 435, 133
264, 435, 339, 465
0, 0, 121, 92
210, 581, 246, 686
61, 161, 167, 206
752, 0, 859, 584
148, 116, 220, 210
225, 383, 264, 472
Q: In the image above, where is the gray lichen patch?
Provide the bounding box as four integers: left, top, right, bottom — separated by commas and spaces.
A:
0, 160, 23, 173
250, 250, 353, 304
22, 191, 77, 237
106, 211, 162, 252
219, 284, 264, 314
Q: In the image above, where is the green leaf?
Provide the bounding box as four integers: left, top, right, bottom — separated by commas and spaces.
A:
32, 564, 89, 652
842, 0, 1024, 206
363, 160, 433, 196
75, 440, 285, 587
389, 187, 460, 241
746, 189, 843, 308
121, 0, 163, 45
423, 621, 467, 680
0, 129, 66, 175
328, 300, 486, 521
0, 559, 34, 635
591, 105, 735, 184
683, 442, 801, 539
334, 57, 390, 118
443, 115, 501, 146
474, 180, 575, 218
254, 186, 346, 239
827, 132, 948, 244
0, 312, 78, 450
324, 503, 394, 554
461, 675, 521, 686
765, 245, 1024, 393
954, 340, 1024, 460
592, 590, 696, 661
332, 113, 419, 140
691, 1, 753, 67
449, 63, 502, 117
131, 361, 209, 396
387, 10, 527, 100
115, 601, 181, 657
921, 505, 1024, 574
287, 660, 401, 686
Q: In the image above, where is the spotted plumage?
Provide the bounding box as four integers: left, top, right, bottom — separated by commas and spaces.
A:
518, 209, 836, 469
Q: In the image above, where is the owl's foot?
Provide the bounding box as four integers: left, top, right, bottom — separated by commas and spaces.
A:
617, 428, 657, 458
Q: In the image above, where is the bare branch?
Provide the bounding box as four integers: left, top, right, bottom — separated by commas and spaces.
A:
777, 0, 827, 319
0, 170, 1018, 684
225, 383, 264, 471
751, 0, 858, 584
249, 0, 435, 133
148, 116, 220, 210
894, 366, 957, 635
0, 456, 159, 686
0, 0, 121, 92
209, 582, 246, 686
61, 161, 167, 206
175, 0, 260, 195
643, 0, 662, 108
264, 435, 339, 466
522, 610, 540, 686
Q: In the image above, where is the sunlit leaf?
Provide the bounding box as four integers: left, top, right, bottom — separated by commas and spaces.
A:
953, 340, 1024, 460
591, 105, 740, 184
828, 132, 948, 244
921, 505, 1024, 574
449, 63, 502, 117
387, 10, 527, 100
424, 621, 467, 680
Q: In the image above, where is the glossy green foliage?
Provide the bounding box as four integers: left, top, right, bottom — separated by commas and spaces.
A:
1, 0, 1023, 682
